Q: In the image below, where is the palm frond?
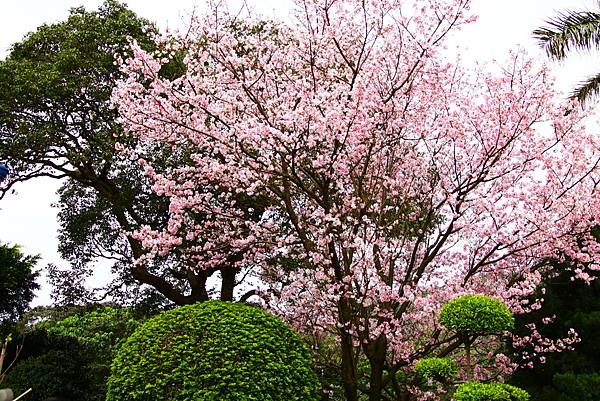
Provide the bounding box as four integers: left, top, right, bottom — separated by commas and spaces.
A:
571, 71, 600, 105
534, 10, 600, 59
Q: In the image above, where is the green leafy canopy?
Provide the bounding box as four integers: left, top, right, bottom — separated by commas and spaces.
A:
107, 301, 321, 401
439, 295, 514, 334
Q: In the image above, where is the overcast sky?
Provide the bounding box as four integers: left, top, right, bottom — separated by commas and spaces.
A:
1, 0, 599, 305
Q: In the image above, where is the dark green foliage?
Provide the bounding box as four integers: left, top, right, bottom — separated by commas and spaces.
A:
0, 243, 39, 330
510, 268, 600, 401
414, 357, 457, 383
550, 373, 600, 401
4, 306, 142, 401
440, 295, 514, 334
4, 348, 91, 401
106, 301, 320, 401
0, 0, 154, 175
454, 382, 529, 401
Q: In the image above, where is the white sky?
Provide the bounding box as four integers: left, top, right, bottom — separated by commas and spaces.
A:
1, 0, 599, 305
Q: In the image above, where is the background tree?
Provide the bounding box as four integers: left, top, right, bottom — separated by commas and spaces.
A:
0, 243, 39, 331
114, 0, 600, 399
534, 6, 600, 103
0, 243, 39, 385
0, 0, 259, 306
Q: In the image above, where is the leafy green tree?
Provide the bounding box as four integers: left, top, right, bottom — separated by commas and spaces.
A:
439, 295, 514, 379
534, 7, 600, 103
0, 1, 202, 306
0, 0, 172, 304
0, 243, 39, 329
0, 1, 272, 306
414, 357, 458, 386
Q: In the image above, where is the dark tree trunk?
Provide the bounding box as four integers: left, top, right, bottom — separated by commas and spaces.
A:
338, 298, 359, 401
220, 267, 237, 301
366, 334, 388, 401
340, 331, 359, 401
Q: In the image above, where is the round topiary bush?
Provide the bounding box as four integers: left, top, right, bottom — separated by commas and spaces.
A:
439, 295, 514, 334
106, 301, 320, 401
454, 381, 529, 401
414, 357, 457, 383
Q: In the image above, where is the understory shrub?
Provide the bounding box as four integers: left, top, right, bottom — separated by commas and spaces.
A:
415, 357, 458, 384
3, 306, 142, 401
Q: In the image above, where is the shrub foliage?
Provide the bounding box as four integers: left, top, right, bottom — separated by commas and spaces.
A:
106, 301, 320, 401
440, 295, 514, 334
454, 381, 529, 401
414, 357, 458, 383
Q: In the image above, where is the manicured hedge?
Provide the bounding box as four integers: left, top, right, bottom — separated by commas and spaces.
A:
454, 381, 529, 401
106, 301, 320, 401
440, 295, 514, 334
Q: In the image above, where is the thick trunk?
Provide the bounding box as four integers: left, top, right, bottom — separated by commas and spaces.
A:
340, 329, 359, 401
338, 297, 359, 401
220, 268, 236, 301
188, 270, 210, 301
366, 334, 388, 401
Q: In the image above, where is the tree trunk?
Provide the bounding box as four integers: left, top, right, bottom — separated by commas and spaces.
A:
366, 334, 387, 401
220, 267, 236, 301
338, 298, 359, 401
340, 330, 359, 401
465, 335, 472, 380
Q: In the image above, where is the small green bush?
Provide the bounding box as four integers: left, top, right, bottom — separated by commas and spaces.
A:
454, 382, 529, 401
439, 295, 514, 334
106, 301, 320, 401
47, 306, 141, 359
414, 357, 457, 383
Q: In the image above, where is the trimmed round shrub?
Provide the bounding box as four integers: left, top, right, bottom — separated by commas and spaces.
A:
454, 381, 529, 401
106, 301, 320, 401
414, 357, 457, 383
439, 295, 514, 334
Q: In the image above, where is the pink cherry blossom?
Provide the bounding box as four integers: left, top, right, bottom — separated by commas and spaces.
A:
113, 0, 600, 398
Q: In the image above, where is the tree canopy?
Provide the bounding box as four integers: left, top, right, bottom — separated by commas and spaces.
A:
0, 0, 257, 306
0, 243, 39, 328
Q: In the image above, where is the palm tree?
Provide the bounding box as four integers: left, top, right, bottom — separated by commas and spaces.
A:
534, 7, 600, 104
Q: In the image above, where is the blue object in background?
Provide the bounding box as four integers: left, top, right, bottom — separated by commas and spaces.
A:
0, 164, 8, 181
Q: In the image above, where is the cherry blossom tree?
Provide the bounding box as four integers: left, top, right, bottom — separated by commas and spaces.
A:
113, 0, 600, 399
